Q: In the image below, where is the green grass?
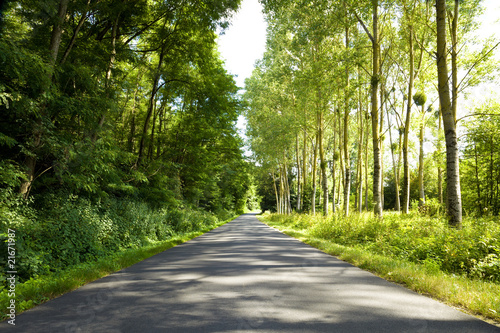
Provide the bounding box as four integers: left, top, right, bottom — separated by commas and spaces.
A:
0, 215, 236, 321
259, 212, 500, 325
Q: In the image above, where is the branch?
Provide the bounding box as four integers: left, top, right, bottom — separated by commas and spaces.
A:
456, 40, 500, 91
123, 12, 169, 46
456, 113, 500, 124
354, 10, 374, 43
343, 1, 374, 43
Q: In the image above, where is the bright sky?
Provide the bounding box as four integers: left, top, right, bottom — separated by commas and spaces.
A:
216, 0, 267, 146
217, 0, 267, 90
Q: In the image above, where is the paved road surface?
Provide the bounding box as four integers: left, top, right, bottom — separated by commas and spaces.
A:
3, 213, 499, 332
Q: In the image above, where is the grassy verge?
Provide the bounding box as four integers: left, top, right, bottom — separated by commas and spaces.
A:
1, 215, 236, 321
258, 214, 500, 326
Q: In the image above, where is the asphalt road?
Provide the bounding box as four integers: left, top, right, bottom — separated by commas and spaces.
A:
3, 213, 499, 332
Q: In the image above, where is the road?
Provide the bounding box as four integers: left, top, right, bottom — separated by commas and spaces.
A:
3, 213, 499, 332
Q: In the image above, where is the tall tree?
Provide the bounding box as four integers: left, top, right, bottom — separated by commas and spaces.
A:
436, 0, 462, 227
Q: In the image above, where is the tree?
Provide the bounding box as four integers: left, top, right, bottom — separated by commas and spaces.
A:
353, 0, 383, 216
436, 0, 462, 227
413, 91, 427, 207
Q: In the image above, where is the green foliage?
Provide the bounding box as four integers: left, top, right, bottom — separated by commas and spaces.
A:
412, 92, 427, 107
0, 213, 233, 321
0, 191, 233, 292
461, 101, 500, 216
267, 212, 500, 283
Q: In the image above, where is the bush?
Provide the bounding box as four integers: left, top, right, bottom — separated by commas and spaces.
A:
1, 191, 232, 291
266, 212, 500, 283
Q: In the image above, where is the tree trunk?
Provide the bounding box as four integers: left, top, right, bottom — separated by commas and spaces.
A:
436, 0, 462, 228
357, 110, 364, 213
474, 143, 482, 214
137, 45, 165, 166
343, 25, 351, 216
379, 85, 385, 209
312, 133, 319, 215
451, 0, 458, 124
402, 27, 414, 214
364, 114, 369, 211
331, 114, 337, 214
371, 0, 383, 217
437, 107, 443, 204
319, 114, 329, 215
303, 127, 308, 208
418, 106, 425, 207
386, 99, 400, 212
296, 134, 301, 211
60, 0, 91, 65
272, 172, 279, 213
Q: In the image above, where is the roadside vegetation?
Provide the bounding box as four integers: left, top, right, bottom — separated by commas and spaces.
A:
259, 211, 500, 324
0, 209, 236, 320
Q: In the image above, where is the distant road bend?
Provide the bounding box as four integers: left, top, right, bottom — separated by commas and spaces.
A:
4, 213, 499, 332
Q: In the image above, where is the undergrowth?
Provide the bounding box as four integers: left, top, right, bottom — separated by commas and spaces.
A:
0, 199, 237, 320
266, 211, 500, 283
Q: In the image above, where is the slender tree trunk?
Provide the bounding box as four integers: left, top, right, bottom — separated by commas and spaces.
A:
474, 143, 482, 214
357, 110, 364, 213
343, 25, 351, 216
418, 107, 425, 206
387, 101, 400, 212
357, 70, 365, 212
296, 134, 301, 211
380, 85, 385, 209
319, 114, 329, 215
60, 0, 91, 65
402, 27, 414, 214
303, 127, 308, 208
337, 108, 345, 209
285, 162, 292, 214
436, 0, 462, 228
148, 101, 159, 160
272, 172, 279, 213
331, 115, 337, 213
451, 0, 459, 124
371, 0, 383, 217
437, 107, 443, 204
137, 45, 165, 166
312, 133, 319, 215
364, 115, 369, 211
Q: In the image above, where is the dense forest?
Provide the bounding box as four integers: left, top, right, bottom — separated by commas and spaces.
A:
0, 0, 259, 285
245, 0, 500, 227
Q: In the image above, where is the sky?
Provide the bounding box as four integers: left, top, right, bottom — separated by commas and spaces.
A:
217, 0, 267, 90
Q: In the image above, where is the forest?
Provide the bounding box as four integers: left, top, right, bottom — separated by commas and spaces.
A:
246, 0, 500, 225
0, 0, 259, 290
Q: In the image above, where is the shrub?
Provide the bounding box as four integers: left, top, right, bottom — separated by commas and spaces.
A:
266, 212, 500, 283
1, 191, 232, 291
